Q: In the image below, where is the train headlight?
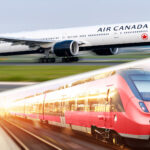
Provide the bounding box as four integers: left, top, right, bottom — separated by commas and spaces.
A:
139, 102, 149, 113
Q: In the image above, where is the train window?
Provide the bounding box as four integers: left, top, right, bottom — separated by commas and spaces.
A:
39, 104, 43, 114
69, 100, 76, 111
54, 102, 59, 113
44, 103, 48, 114
35, 104, 39, 113
51, 101, 62, 115
31, 104, 36, 113
88, 98, 99, 112
85, 105, 90, 112
134, 80, 150, 101
35, 104, 40, 114
88, 95, 100, 112
105, 103, 111, 112
30, 104, 33, 113
49, 103, 53, 112
88, 91, 108, 112
108, 88, 124, 112
45, 103, 48, 108
26, 103, 30, 114
77, 100, 85, 111
44, 103, 55, 115
61, 102, 66, 114
131, 75, 150, 101
58, 102, 62, 113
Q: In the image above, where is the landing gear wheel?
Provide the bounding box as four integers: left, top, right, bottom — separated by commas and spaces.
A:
61, 57, 79, 63
47, 58, 55, 63
38, 58, 56, 63
39, 58, 44, 63
71, 57, 79, 62
62, 57, 68, 63
43, 58, 48, 63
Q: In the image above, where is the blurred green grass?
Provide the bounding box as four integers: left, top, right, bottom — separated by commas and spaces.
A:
0, 51, 149, 82
0, 66, 107, 82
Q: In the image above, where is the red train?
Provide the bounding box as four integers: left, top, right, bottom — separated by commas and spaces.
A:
6, 68, 150, 147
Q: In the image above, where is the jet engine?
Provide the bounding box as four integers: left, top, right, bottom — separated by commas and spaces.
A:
52, 40, 79, 57
92, 48, 119, 55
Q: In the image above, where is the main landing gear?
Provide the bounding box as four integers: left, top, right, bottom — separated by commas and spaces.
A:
39, 58, 56, 63
61, 57, 79, 63
38, 57, 79, 63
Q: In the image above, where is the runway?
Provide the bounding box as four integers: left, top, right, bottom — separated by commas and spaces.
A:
0, 50, 147, 66
0, 61, 124, 66
0, 82, 36, 92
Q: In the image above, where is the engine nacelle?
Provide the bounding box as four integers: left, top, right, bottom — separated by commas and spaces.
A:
52, 40, 79, 57
93, 48, 119, 55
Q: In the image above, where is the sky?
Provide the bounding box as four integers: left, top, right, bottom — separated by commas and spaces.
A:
0, 0, 149, 33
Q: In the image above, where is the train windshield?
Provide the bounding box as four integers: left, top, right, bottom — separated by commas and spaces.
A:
131, 75, 150, 101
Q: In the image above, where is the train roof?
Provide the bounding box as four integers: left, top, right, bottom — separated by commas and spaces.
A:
0, 58, 150, 104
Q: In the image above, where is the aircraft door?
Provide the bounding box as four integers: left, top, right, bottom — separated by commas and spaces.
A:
113, 31, 119, 39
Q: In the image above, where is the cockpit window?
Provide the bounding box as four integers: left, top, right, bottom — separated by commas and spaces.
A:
131, 75, 150, 101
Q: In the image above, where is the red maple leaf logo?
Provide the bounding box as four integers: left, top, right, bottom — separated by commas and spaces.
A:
141, 33, 148, 40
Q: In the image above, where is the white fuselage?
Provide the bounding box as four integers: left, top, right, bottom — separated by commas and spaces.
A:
0, 21, 149, 53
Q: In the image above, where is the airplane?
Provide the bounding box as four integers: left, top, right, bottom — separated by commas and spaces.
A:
0, 21, 149, 63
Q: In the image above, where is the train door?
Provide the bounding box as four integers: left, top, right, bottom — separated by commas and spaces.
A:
106, 87, 125, 130
60, 94, 68, 127
42, 94, 46, 121
60, 101, 66, 127
105, 88, 113, 129
105, 86, 119, 129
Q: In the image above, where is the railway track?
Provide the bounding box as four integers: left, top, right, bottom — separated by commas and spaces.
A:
0, 119, 63, 150
2, 117, 128, 150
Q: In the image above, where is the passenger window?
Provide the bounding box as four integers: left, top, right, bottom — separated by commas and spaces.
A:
69, 100, 76, 111
30, 104, 34, 113
49, 103, 53, 112
88, 98, 99, 112
54, 102, 61, 113
61, 102, 66, 114
108, 88, 124, 112
88, 91, 106, 112
44, 103, 49, 113
36, 103, 42, 114
77, 100, 85, 111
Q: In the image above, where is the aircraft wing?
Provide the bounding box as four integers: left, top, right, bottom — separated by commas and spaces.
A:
0, 36, 85, 47
0, 36, 54, 47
